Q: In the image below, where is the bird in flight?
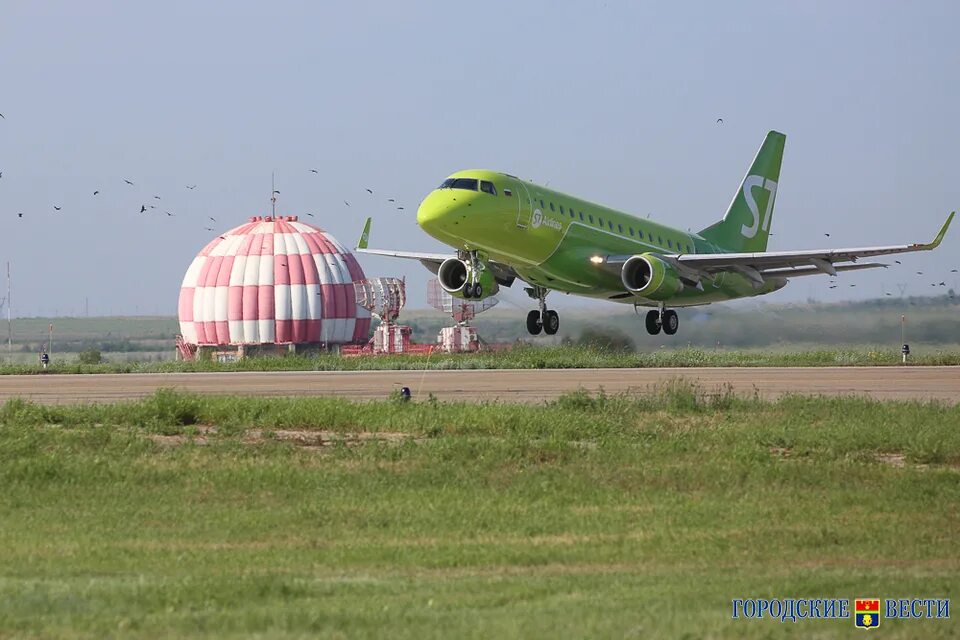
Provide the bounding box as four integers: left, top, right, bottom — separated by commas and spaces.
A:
309, 169, 318, 174
208, 216, 216, 222
154, 195, 161, 200
344, 201, 350, 207
149, 205, 157, 209
306, 213, 315, 217
366, 188, 373, 194
165, 211, 174, 216
823, 233, 831, 237
397, 206, 404, 211
140, 205, 146, 213
849, 284, 856, 287
894, 260, 901, 264
124, 179, 134, 186
716, 118, 723, 124
951, 269, 959, 273
828, 285, 837, 289
93, 190, 100, 195
53, 206, 61, 211
186, 184, 197, 190
387, 198, 395, 203
0, 171, 3, 179
204, 227, 214, 231
916, 271, 924, 275
17, 213, 23, 218
0, 113, 4, 119
272, 190, 280, 195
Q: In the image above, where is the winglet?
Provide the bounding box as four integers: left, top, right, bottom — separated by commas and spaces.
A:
357, 217, 372, 250
927, 211, 955, 249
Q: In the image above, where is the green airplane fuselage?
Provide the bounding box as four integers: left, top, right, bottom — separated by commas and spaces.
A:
415, 170, 785, 307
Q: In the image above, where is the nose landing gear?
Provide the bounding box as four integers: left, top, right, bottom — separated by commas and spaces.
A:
525, 285, 559, 335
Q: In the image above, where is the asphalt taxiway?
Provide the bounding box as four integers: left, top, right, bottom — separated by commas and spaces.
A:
0, 367, 957, 404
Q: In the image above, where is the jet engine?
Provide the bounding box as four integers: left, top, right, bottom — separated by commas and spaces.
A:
437, 257, 499, 299
621, 253, 683, 300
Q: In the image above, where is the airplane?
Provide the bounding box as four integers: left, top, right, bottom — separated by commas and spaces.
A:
357, 131, 954, 336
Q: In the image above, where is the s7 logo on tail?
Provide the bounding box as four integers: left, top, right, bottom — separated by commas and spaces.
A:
740, 175, 778, 238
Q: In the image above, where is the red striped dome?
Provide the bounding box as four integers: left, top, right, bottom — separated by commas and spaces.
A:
178, 216, 371, 346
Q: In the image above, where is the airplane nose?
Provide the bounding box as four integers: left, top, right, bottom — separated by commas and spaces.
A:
416, 191, 448, 229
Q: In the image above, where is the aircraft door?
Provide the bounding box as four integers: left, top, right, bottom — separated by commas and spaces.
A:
515, 182, 533, 229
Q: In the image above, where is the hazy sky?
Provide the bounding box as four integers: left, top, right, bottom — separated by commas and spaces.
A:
1, 1, 958, 318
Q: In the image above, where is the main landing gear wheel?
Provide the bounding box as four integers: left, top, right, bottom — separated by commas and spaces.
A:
526, 310, 543, 335
463, 283, 475, 298
543, 310, 559, 335
645, 310, 662, 335
662, 309, 679, 335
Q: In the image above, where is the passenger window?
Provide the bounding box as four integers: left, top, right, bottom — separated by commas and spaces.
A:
658, 235, 663, 245
598, 217, 604, 226
549, 202, 555, 212
687, 244, 692, 253
588, 214, 594, 223
618, 224, 623, 233
668, 239, 673, 248
503, 188, 513, 197
570, 210, 575, 218
559, 205, 564, 214
539, 199, 544, 208
579, 211, 584, 220
480, 180, 497, 195
629, 227, 635, 236
608, 221, 613, 230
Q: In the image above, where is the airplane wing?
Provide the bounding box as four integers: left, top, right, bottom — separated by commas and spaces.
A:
604, 212, 954, 286
354, 217, 518, 283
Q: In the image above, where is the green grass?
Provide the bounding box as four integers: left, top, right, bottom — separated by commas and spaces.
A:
1, 386, 958, 638
2, 344, 960, 375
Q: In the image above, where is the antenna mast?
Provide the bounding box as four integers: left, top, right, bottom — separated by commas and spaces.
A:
271, 172, 277, 217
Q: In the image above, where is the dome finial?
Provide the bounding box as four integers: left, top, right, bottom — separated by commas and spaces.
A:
270, 171, 279, 217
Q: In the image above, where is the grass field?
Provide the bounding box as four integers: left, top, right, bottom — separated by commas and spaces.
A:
1, 386, 958, 638
2, 344, 960, 375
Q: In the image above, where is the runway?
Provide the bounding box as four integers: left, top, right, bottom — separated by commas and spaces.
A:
0, 366, 958, 405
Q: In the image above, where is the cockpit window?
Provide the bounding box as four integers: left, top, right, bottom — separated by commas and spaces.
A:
438, 178, 479, 191
480, 180, 497, 195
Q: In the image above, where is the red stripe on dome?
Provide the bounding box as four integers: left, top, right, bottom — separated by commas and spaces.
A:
215, 320, 229, 343
242, 284, 259, 323
319, 284, 335, 317
307, 318, 322, 342
215, 256, 235, 287
287, 253, 316, 284
235, 231, 256, 257
353, 316, 371, 343
258, 284, 275, 320
228, 285, 243, 321
343, 252, 366, 284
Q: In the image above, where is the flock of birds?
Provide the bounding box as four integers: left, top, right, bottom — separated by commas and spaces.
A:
1, 111, 955, 297
2, 112, 407, 230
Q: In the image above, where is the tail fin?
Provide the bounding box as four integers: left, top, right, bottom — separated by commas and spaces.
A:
699, 130, 785, 253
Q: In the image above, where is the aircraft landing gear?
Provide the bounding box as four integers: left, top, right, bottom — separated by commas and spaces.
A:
525, 285, 558, 335
460, 249, 484, 300
644, 307, 679, 336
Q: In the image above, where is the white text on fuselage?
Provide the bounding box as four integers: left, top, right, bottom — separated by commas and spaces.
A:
531, 209, 562, 231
